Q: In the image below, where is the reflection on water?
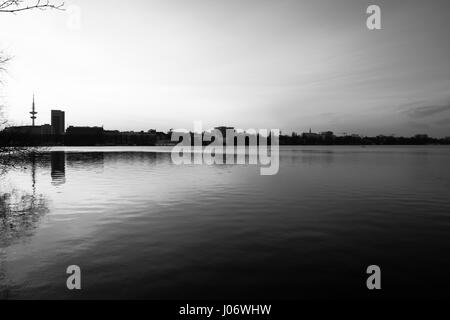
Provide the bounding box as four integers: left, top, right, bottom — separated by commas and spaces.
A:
1, 154, 50, 246
1, 146, 450, 299
0, 189, 49, 247
0, 155, 50, 299
51, 152, 65, 186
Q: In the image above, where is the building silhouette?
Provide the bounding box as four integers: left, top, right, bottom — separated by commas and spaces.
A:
4, 124, 52, 135
51, 110, 65, 135
3, 95, 52, 143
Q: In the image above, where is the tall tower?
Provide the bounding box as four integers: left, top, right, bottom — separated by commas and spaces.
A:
30, 94, 37, 126
51, 110, 65, 135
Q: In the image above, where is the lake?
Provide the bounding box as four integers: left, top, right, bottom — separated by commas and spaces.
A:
1, 146, 450, 299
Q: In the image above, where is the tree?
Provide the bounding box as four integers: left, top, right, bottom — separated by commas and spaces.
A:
1, 0, 64, 172
0, 0, 64, 13
0, 54, 9, 127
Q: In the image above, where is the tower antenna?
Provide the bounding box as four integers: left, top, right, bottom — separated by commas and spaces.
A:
30, 93, 37, 126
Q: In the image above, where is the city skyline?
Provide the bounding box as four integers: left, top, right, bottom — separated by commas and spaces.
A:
1, 0, 450, 137
10, 94, 449, 138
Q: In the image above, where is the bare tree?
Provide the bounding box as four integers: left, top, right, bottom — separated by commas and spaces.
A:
1, 1, 63, 173
0, 55, 8, 72
0, 53, 11, 136
1, 54, 44, 173
0, 0, 64, 13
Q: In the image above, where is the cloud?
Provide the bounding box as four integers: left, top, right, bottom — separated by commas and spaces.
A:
401, 102, 450, 119
435, 117, 450, 126
407, 120, 430, 130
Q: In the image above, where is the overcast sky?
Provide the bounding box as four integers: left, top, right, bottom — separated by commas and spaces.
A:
1, 0, 449, 136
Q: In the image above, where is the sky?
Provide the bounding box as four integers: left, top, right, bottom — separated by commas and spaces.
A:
0, 0, 449, 136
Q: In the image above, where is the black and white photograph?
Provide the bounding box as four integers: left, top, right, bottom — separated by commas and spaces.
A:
1, 0, 450, 310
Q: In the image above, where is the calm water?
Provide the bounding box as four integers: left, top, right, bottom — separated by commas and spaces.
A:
1, 146, 450, 299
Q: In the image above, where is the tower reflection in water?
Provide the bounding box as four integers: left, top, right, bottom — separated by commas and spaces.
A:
51, 152, 66, 186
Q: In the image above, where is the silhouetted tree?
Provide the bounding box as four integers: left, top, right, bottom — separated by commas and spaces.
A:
0, 0, 63, 13
0, 1, 63, 172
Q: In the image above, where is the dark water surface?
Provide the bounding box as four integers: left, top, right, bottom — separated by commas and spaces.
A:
1, 146, 450, 299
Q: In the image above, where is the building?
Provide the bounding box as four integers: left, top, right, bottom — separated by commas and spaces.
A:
41, 124, 53, 135
51, 110, 65, 135
66, 126, 103, 135
65, 126, 104, 146
320, 131, 335, 140
302, 128, 320, 139
4, 124, 52, 135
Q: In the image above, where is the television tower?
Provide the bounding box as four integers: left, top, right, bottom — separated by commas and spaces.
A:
30, 93, 37, 126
